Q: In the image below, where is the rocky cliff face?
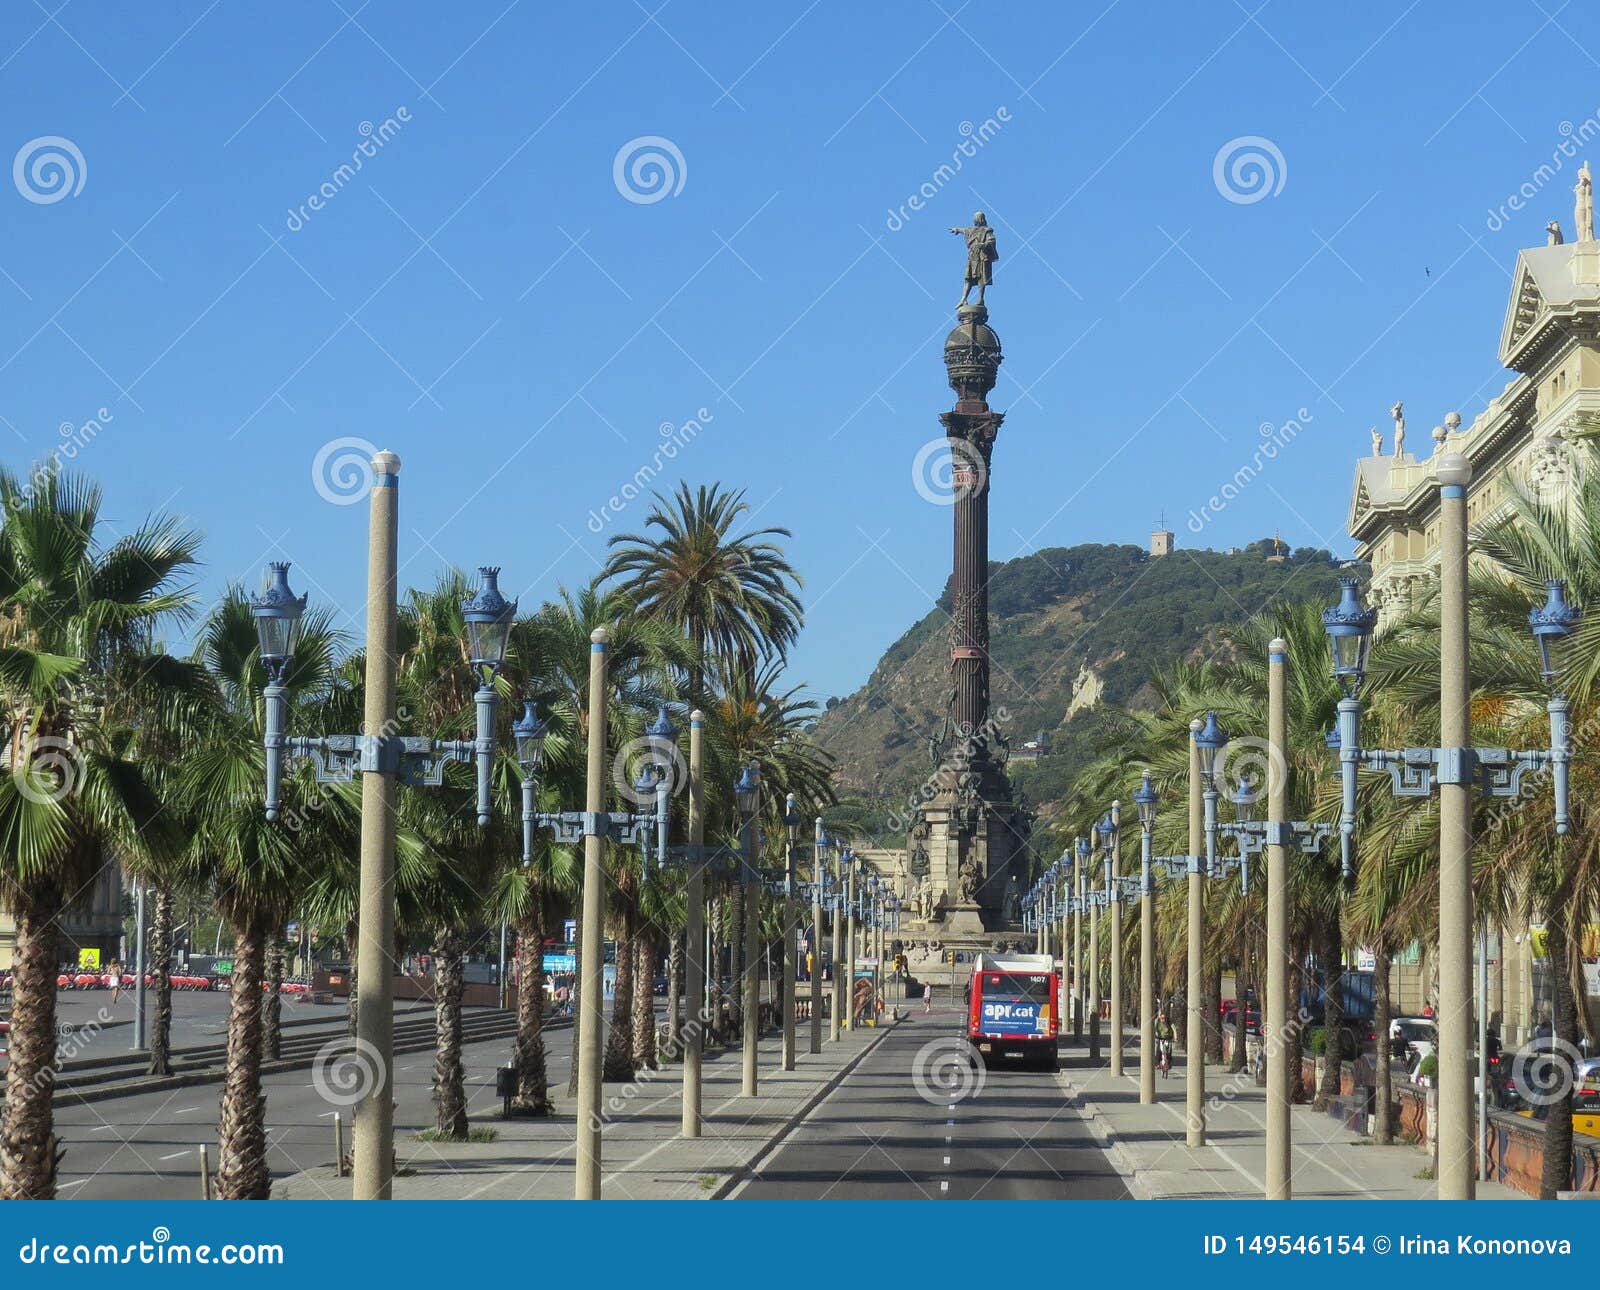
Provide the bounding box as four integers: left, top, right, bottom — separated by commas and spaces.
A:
812, 541, 1345, 836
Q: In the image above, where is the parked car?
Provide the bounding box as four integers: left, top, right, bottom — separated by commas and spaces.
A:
1221, 1003, 1261, 1035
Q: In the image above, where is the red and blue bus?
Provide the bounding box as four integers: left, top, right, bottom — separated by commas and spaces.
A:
966, 953, 1059, 1071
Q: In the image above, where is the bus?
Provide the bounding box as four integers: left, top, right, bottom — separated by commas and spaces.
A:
966, 952, 1059, 1071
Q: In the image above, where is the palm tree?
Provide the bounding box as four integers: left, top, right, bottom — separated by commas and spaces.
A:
603, 483, 803, 701
182, 589, 351, 1199
0, 468, 198, 1200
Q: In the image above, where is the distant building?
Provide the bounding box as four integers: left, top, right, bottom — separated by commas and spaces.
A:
1149, 527, 1174, 557
0, 853, 123, 971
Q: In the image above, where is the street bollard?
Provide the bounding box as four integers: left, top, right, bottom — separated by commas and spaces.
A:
198, 1144, 211, 1200
334, 1112, 346, 1178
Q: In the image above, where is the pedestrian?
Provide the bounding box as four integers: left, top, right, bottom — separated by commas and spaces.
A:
108, 959, 122, 1004
922, 982, 934, 1014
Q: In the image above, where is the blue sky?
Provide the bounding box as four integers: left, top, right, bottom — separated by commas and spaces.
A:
0, 1, 1590, 700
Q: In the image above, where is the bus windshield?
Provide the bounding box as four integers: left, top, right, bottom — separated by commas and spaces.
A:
981, 972, 1052, 1003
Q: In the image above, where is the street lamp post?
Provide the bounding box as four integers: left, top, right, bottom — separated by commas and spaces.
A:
510, 695, 672, 1197
737, 765, 762, 1097
1106, 803, 1125, 1077
1187, 713, 1222, 1148
1073, 837, 1087, 1042
684, 711, 707, 1136
811, 818, 826, 1053
782, 794, 802, 1071
1206, 643, 1335, 1199
1323, 545, 1578, 1200
1132, 772, 1213, 1105
830, 837, 845, 1042
250, 493, 514, 1201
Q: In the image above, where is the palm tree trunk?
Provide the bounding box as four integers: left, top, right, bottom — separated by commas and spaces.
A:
1317, 923, 1345, 1110
512, 908, 551, 1115
1540, 900, 1578, 1198
709, 892, 727, 1044
263, 937, 284, 1063
1204, 959, 1223, 1062
0, 890, 63, 1199
664, 932, 684, 1060
215, 917, 270, 1199
1374, 945, 1394, 1144
432, 931, 469, 1139
147, 885, 175, 1077
604, 896, 637, 1082
345, 919, 359, 1040
632, 930, 657, 1071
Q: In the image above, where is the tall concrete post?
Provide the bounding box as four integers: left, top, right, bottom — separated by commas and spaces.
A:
811, 818, 824, 1054
1139, 817, 1156, 1105
574, 627, 610, 1199
838, 857, 851, 1049
352, 449, 400, 1201
1266, 639, 1291, 1198
681, 711, 706, 1138
741, 817, 762, 1097
1072, 854, 1083, 1041
1436, 454, 1475, 1200
1089, 847, 1101, 1062
1186, 717, 1206, 1148
782, 808, 797, 1072
1110, 801, 1124, 1077
845, 867, 857, 1028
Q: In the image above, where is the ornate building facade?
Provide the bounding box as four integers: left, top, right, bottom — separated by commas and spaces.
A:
1345, 219, 1600, 1040
1350, 233, 1600, 620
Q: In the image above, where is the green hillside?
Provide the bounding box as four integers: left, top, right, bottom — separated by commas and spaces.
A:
812, 539, 1351, 841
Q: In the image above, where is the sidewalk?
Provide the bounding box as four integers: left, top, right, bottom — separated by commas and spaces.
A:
276, 1017, 897, 1200
1058, 1034, 1525, 1200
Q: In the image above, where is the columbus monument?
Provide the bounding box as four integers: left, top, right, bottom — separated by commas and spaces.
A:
909, 213, 1031, 939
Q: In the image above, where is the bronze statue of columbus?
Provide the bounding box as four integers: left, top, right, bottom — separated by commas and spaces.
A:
951, 211, 999, 307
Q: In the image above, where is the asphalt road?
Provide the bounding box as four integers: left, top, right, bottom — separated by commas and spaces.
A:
731, 1008, 1129, 1200
51, 1015, 562, 1200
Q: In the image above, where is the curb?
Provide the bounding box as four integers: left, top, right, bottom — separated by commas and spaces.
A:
710, 1016, 901, 1199
1056, 1072, 1151, 1201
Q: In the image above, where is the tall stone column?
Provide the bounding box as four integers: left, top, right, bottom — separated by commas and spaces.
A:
918, 303, 1027, 937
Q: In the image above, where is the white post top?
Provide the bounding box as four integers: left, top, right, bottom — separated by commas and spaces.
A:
371, 449, 402, 475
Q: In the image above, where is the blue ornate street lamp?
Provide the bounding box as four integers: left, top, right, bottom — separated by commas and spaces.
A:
251, 563, 514, 825
511, 701, 672, 873
1321, 575, 1578, 874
